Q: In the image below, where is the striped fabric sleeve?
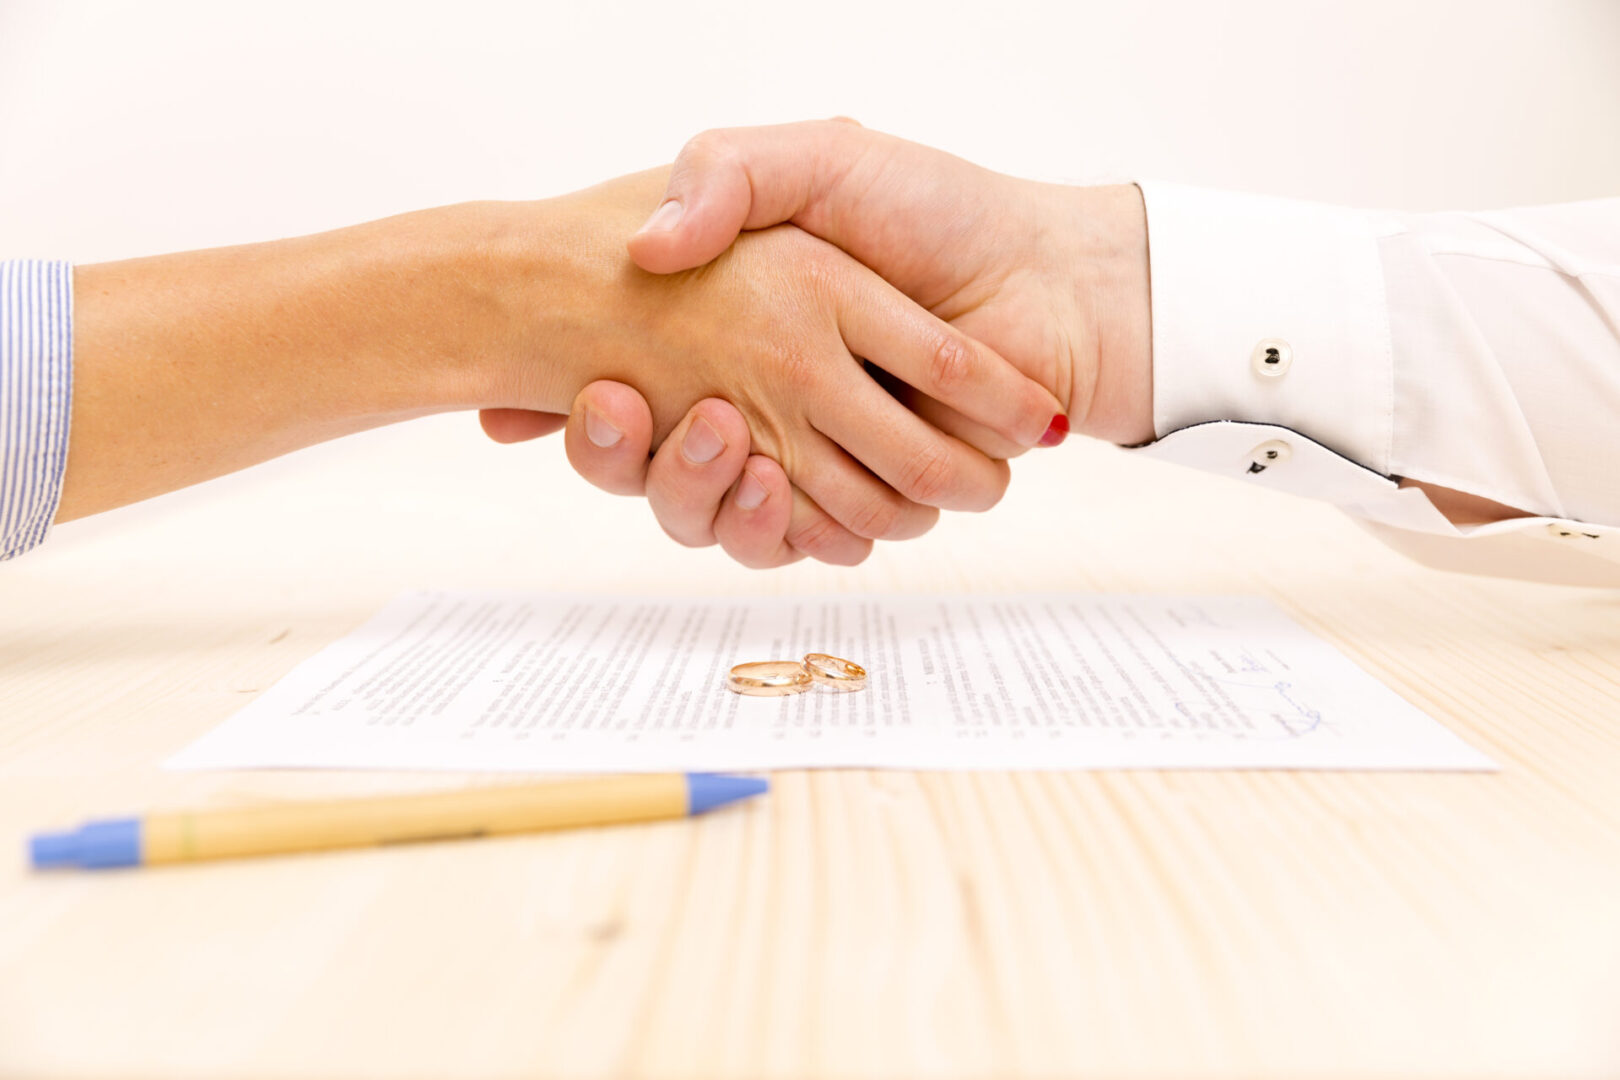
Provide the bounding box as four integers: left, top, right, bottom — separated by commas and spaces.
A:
0, 260, 73, 561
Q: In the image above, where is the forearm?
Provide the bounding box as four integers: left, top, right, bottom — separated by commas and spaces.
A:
59, 203, 551, 521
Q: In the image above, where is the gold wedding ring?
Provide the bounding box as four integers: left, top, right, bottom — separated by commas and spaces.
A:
803, 653, 868, 691
727, 661, 814, 697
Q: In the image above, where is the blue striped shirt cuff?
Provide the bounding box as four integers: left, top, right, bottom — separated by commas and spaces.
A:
1, 260, 73, 561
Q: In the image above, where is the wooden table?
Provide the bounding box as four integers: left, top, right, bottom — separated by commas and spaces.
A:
4, 419, 1619, 1079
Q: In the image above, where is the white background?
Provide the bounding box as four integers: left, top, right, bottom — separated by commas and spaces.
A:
1, 0, 1618, 598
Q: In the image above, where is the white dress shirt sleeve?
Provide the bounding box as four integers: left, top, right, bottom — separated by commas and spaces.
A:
1130, 181, 1620, 586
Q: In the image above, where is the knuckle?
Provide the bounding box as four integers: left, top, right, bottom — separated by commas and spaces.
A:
787, 513, 851, 559
926, 333, 976, 393
794, 248, 842, 297
896, 444, 959, 506
680, 128, 738, 171
769, 341, 821, 391
842, 490, 905, 540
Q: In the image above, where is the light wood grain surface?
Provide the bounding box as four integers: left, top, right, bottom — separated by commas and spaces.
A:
3, 421, 1619, 1080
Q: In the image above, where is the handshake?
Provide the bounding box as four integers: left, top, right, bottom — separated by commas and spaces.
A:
50, 120, 1154, 569
480, 120, 1154, 569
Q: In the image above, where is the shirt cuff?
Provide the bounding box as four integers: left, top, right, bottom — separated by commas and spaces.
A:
1, 260, 73, 561
1136, 181, 1395, 475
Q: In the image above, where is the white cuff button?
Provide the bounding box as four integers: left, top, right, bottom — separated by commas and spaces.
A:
1251, 338, 1293, 378
1246, 440, 1292, 474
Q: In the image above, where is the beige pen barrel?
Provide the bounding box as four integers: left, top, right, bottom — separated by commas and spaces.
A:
140, 774, 692, 864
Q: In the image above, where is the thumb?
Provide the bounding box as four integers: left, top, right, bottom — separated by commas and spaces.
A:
628, 118, 873, 275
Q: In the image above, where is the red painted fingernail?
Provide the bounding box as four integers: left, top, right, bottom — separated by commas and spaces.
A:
1038, 414, 1069, 448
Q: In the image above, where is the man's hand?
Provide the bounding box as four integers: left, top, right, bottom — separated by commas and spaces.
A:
560, 121, 1154, 566
629, 120, 1152, 444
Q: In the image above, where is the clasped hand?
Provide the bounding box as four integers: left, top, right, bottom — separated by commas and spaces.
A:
482, 122, 1151, 568
57, 123, 1147, 563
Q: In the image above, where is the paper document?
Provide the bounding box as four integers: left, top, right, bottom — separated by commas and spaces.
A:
169, 592, 1493, 772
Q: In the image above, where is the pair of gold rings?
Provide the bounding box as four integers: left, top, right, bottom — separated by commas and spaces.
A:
726, 654, 867, 696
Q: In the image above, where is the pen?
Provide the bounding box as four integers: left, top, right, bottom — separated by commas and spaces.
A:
28, 772, 768, 871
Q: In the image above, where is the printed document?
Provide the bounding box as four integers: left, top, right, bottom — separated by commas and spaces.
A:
169, 592, 1494, 772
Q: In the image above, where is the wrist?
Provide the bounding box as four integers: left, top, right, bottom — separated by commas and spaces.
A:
462, 172, 675, 420
345, 202, 558, 418
1045, 183, 1154, 445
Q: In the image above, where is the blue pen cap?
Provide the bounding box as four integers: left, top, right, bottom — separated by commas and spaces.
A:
29, 818, 141, 870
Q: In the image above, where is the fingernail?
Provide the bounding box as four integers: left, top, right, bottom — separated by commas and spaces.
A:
636, 199, 684, 237
735, 469, 768, 510
584, 408, 623, 449
1038, 414, 1070, 448
681, 416, 726, 464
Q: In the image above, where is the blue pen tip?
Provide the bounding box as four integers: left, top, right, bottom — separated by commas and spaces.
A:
27, 819, 141, 870
685, 773, 769, 816
30, 831, 80, 869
